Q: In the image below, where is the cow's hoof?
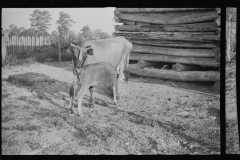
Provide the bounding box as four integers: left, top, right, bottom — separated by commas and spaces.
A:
88, 103, 94, 108
75, 112, 84, 117
116, 96, 120, 100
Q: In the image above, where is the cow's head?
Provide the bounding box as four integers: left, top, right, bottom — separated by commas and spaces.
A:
64, 42, 93, 68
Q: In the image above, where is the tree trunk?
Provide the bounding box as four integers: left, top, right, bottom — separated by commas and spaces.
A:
129, 39, 218, 49
137, 60, 161, 68
115, 23, 218, 32
117, 8, 216, 12
127, 64, 220, 81
114, 31, 220, 42
115, 11, 219, 25
132, 44, 217, 57
130, 52, 220, 67
172, 63, 207, 71
58, 41, 61, 61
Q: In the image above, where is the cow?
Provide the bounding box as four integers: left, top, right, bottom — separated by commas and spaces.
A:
64, 36, 132, 109
69, 62, 118, 116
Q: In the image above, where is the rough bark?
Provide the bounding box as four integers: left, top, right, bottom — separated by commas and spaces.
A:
137, 60, 161, 68
115, 23, 218, 32
172, 63, 207, 71
132, 44, 217, 57
130, 52, 220, 67
127, 64, 220, 81
115, 11, 219, 25
129, 39, 218, 48
117, 8, 215, 12
114, 31, 220, 42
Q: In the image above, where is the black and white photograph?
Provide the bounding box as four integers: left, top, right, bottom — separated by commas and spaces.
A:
1, 7, 237, 155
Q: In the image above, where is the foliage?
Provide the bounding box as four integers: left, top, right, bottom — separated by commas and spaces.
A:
29, 9, 52, 36
4, 55, 36, 66
56, 11, 75, 42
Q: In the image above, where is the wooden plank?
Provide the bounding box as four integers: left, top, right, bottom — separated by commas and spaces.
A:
117, 8, 216, 13
130, 52, 220, 67
132, 44, 217, 57
114, 31, 220, 42
115, 23, 218, 32
127, 64, 220, 82
115, 11, 219, 25
129, 39, 218, 48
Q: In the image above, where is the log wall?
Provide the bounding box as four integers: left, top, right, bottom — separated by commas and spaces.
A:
114, 8, 221, 85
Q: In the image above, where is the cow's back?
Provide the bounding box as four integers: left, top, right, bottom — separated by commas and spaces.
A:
81, 37, 132, 69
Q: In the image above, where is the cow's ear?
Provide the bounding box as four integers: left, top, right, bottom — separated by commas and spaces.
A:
87, 48, 93, 55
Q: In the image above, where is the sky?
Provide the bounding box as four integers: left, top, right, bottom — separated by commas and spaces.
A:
2, 8, 120, 35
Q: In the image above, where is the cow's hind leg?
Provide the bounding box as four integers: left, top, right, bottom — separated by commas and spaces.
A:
113, 86, 118, 105
88, 86, 94, 108
69, 85, 74, 113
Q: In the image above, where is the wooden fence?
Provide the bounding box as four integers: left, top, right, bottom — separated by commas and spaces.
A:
4, 36, 50, 57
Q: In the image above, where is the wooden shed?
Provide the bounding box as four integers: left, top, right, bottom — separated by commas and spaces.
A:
113, 8, 221, 91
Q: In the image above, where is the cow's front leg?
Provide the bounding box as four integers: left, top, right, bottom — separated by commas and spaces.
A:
88, 86, 94, 108
76, 86, 88, 117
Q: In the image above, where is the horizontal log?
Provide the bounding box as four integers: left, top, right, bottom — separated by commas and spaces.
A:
132, 44, 217, 57
115, 23, 218, 32
129, 39, 218, 48
130, 52, 220, 67
113, 31, 220, 42
115, 11, 219, 25
173, 63, 207, 71
128, 64, 220, 81
117, 8, 216, 12
137, 60, 161, 68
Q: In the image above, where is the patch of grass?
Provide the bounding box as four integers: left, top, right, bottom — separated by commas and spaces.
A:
12, 124, 38, 132
32, 46, 72, 62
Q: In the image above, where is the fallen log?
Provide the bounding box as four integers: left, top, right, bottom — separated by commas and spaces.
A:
129, 39, 218, 48
137, 60, 161, 68
173, 63, 207, 71
117, 8, 215, 12
115, 11, 219, 25
127, 64, 220, 81
132, 44, 217, 57
130, 52, 220, 67
113, 31, 220, 42
115, 23, 218, 32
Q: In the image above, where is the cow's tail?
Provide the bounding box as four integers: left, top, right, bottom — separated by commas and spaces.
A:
125, 42, 132, 83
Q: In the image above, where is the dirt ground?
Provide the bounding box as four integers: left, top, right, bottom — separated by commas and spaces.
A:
2, 62, 220, 155
225, 61, 240, 154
